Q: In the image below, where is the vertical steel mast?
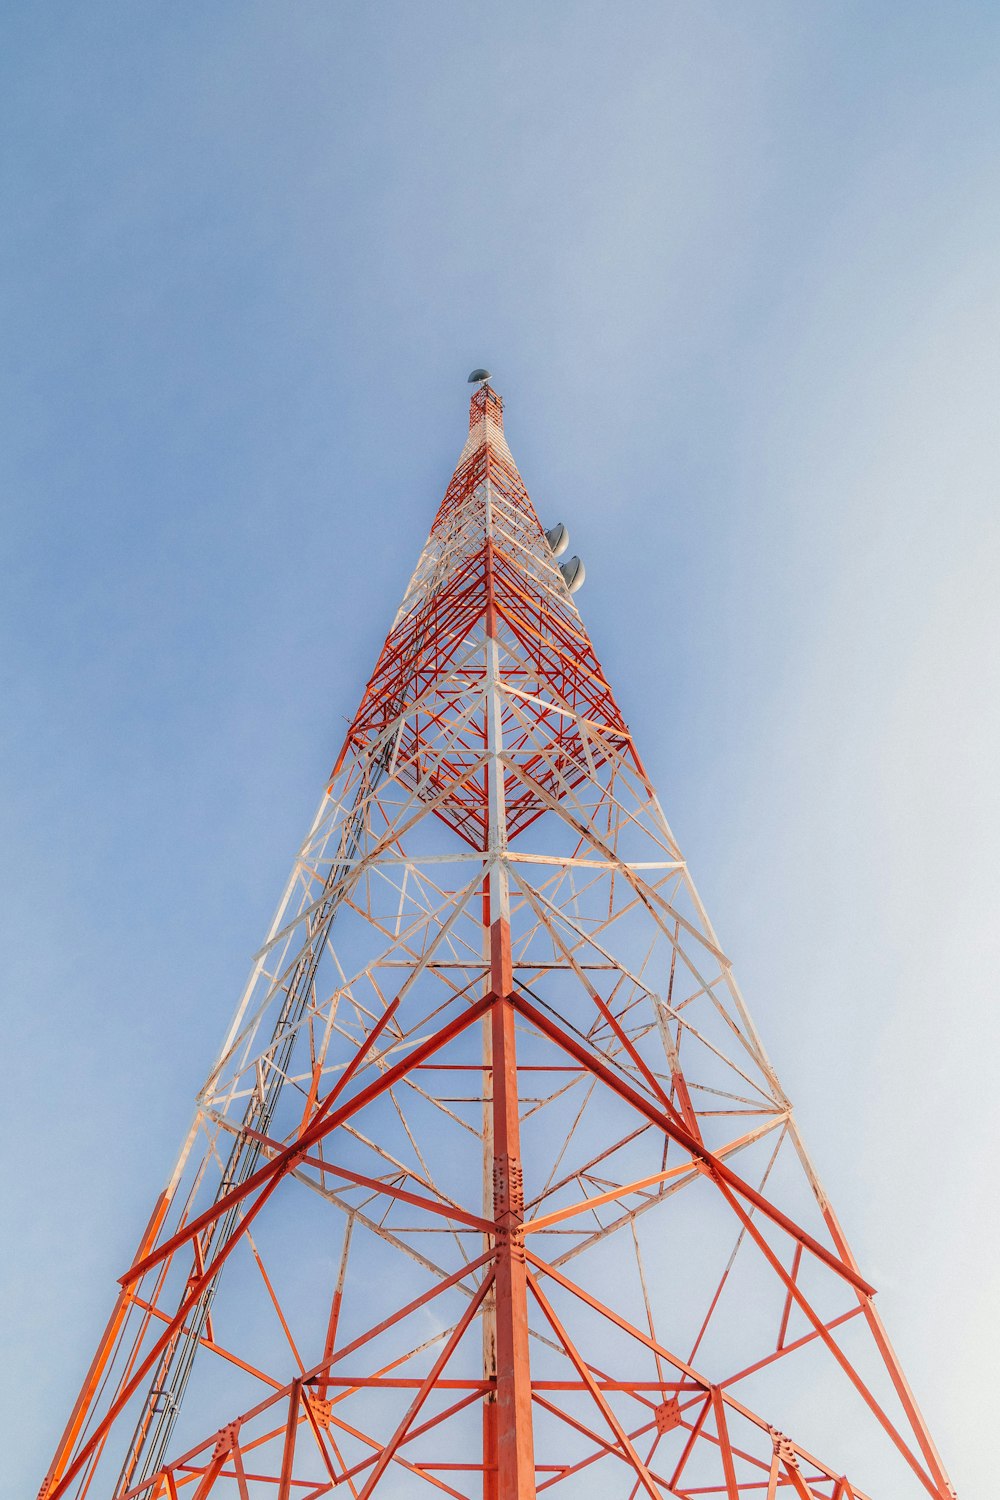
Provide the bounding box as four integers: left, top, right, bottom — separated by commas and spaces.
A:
39, 380, 956, 1500
483, 450, 536, 1498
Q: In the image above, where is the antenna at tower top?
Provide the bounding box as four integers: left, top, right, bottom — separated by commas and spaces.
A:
467, 367, 491, 384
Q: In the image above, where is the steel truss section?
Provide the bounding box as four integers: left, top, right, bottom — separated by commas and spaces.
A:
38, 382, 957, 1500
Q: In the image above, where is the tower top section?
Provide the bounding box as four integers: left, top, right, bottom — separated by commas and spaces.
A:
453, 378, 511, 474
469, 379, 504, 432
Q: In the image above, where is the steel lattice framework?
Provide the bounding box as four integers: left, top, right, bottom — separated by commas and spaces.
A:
39, 382, 957, 1500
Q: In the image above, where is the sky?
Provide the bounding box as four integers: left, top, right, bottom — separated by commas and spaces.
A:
2, 2, 998, 1494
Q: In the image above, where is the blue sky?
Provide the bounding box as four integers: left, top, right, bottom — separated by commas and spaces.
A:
2, 3, 998, 1493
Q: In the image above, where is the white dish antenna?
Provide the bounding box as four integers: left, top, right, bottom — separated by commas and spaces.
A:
560, 556, 586, 594
545, 523, 569, 558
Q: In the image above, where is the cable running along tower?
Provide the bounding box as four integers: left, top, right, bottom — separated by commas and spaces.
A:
40, 380, 956, 1500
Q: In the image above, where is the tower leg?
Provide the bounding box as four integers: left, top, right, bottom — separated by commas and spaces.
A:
482, 1003, 499, 1500
491, 943, 534, 1499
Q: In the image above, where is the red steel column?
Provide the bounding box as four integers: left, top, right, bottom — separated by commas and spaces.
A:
491, 923, 535, 1498
482, 878, 498, 1500
38, 1191, 171, 1499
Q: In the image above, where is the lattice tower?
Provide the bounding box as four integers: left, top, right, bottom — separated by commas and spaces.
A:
39, 381, 957, 1500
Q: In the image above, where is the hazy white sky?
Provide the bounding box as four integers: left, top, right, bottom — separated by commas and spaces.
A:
2, 4, 997, 1495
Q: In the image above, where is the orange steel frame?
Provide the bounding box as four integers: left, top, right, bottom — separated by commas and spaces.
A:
38, 383, 957, 1500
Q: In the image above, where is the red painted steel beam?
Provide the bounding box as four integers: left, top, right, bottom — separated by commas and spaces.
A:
38, 1191, 171, 1499
511, 991, 875, 1298
490, 933, 537, 1498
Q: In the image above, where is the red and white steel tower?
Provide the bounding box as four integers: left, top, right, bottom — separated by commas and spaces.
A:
39, 379, 956, 1500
